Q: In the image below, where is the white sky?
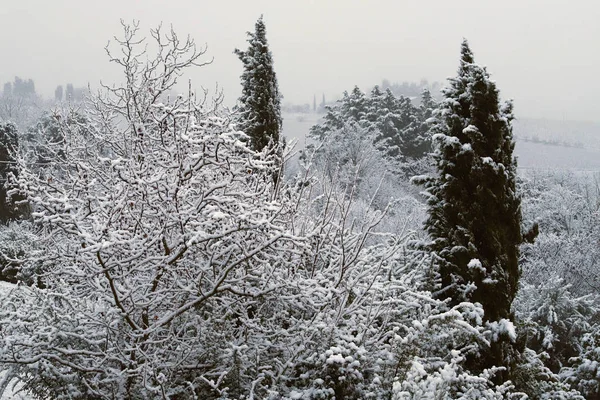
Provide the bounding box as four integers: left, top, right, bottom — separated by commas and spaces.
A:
0, 0, 598, 121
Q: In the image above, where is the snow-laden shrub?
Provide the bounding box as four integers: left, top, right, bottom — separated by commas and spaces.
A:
519, 170, 600, 296
513, 277, 600, 398
561, 330, 600, 398
0, 221, 40, 284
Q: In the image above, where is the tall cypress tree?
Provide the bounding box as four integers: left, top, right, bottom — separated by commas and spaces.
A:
416, 40, 523, 377
0, 122, 24, 223
235, 16, 282, 152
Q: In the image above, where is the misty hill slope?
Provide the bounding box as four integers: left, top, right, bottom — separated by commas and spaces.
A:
282, 113, 600, 171
513, 118, 600, 148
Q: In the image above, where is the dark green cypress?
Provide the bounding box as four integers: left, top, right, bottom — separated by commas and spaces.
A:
235, 16, 282, 153
417, 40, 523, 378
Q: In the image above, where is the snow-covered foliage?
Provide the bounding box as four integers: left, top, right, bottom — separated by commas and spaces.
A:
520, 170, 600, 295
0, 23, 293, 399
413, 39, 525, 384
514, 170, 600, 396
562, 329, 600, 398
0, 25, 529, 399
0, 222, 40, 284
513, 276, 600, 398
0, 122, 28, 224
308, 85, 435, 172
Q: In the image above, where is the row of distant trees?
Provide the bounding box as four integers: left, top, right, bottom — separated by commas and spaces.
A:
282, 79, 442, 115
0, 77, 87, 131
1, 77, 86, 102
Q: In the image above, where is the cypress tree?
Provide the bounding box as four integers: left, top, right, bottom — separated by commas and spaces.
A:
0, 122, 24, 223
416, 40, 523, 377
235, 15, 282, 152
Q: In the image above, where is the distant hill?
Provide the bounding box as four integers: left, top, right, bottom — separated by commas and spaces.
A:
514, 118, 600, 150
281, 113, 600, 171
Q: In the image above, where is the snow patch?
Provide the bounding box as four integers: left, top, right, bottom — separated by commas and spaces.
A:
467, 258, 485, 274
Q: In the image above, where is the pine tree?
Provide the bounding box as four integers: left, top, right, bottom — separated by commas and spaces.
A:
235, 16, 282, 152
310, 86, 371, 141
416, 40, 523, 378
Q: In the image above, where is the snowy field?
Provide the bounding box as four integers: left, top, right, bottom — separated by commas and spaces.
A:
515, 140, 600, 171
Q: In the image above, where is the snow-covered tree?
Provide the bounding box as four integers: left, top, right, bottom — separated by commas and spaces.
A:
512, 276, 598, 398
413, 40, 523, 379
310, 86, 369, 142
0, 122, 26, 224
310, 85, 433, 174
235, 15, 282, 153
0, 22, 302, 399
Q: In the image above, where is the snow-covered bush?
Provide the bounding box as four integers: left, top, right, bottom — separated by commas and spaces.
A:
519, 170, 600, 295
561, 329, 600, 398
0, 222, 40, 284
516, 170, 600, 397
513, 277, 600, 398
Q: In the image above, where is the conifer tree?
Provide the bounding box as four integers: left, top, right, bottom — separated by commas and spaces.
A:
0, 122, 24, 223
310, 86, 369, 141
235, 16, 282, 152
416, 40, 523, 378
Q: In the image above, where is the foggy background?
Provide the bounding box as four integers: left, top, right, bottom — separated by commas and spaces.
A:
0, 0, 598, 122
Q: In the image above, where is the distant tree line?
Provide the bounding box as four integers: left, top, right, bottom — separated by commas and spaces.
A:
380, 78, 442, 100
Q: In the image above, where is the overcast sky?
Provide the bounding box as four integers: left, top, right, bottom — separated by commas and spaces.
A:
0, 0, 598, 121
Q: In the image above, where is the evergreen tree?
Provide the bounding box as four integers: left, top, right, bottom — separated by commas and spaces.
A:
235, 15, 282, 152
310, 86, 369, 141
371, 88, 420, 161
0, 122, 24, 223
415, 40, 523, 378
